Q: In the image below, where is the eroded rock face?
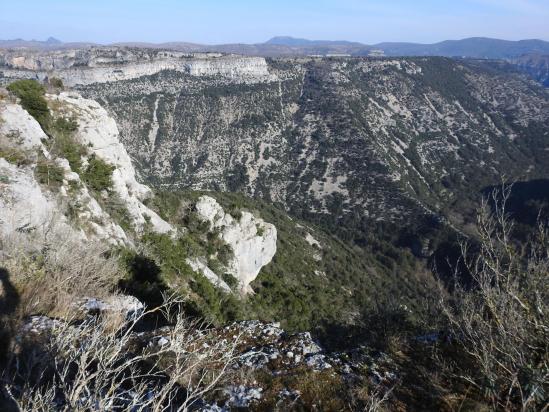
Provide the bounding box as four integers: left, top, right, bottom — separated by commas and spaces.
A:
0, 103, 49, 151
0, 158, 62, 235
77, 295, 145, 318
0, 48, 273, 86
194, 195, 277, 293
0, 102, 128, 243
0, 93, 172, 244
186, 258, 232, 293
0, 104, 83, 241
49, 92, 173, 235
67, 56, 549, 228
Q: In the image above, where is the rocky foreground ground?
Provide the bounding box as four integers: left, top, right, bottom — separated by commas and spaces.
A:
16, 294, 398, 411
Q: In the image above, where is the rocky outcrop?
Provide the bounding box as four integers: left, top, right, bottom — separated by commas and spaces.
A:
0, 48, 273, 86
0, 102, 50, 151
0, 102, 127, 243
18, 307, 397, 411
186, 258, 232, 293
194, 196, 277, 293
0, 158, 64, 236
0, 92, 172, 244
49, 92, 173, 234
76, 295, 144, 318
0, 104, 57, 235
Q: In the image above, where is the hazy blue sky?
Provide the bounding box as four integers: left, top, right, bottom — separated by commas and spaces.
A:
1, 0, 548, 44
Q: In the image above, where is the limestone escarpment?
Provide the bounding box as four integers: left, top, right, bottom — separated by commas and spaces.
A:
73, 56, 549, 229
0, 91, 173, 244
194, 195, 277, 293
0, 48, 273, 86
3, 51, 549, 237
49, 92, 173, 234
0, 102, 126, 243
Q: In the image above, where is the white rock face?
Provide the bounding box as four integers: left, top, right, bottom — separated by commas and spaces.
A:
0, 101, 128, 244
185, 57, 270, 79
0, 49, 273, 86
78, 295, 144, 317
304, 232, 321, 249
49, 92, 173, 234
0, 158, 62, 235
0, 94, 172, 244
0, 103, 49, 151
0, 104, 65, 237
186, 258, 232, 293
194, 196, 277, 293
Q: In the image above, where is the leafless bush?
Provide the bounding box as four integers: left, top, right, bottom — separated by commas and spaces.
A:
439, 186, 548, 411
1, 215, 120, 317
363, 383, 395, 412
4, 297, 240, 411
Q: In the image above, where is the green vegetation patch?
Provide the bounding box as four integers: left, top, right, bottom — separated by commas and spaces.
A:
35, 157, 65, 188
7, 80, 51, 128
0, 146, 32, 167
102, 193, 134, 232
118, 231, 243, 324
82, 155, 115, 192
46, 117, 86, 174
48, 77, 64, 90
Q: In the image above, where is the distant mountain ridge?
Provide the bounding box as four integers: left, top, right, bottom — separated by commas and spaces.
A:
266, 36, 363, 47
375, 37, 549, 59
0, 37, 95, 49
2, 35, 549, 60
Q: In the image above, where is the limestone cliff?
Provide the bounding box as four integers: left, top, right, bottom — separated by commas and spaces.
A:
48, 92, 172, 234
0, 91, 172, 244
68, 55, 549, 230
194, 195, 277, 293
0, 48, 273, 86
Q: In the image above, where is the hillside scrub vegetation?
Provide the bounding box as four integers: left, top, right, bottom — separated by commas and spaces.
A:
6, 80, 50, 128
0, 219, 240, 411
438, 187, 548, 411
142, 190, 439, 333
82, 154, 115, 192
0, 183, 547, 410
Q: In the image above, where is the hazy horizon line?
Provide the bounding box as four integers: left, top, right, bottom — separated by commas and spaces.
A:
3, 34, 549, 46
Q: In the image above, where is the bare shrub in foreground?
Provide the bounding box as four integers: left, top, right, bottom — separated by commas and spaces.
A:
440, 186, 548, 411
0, 215, 120, 318
4, 297, 240, 411
361, 383, 395, 412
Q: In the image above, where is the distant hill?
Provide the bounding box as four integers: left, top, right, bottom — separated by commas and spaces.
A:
2, 36, 549, 60
375, 37, 549, 59
0, 37, 95, 49
266, 36, 363, 47
263, 36, 549, 59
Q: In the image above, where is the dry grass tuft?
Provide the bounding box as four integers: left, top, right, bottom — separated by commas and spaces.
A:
1, 216, 120, 319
